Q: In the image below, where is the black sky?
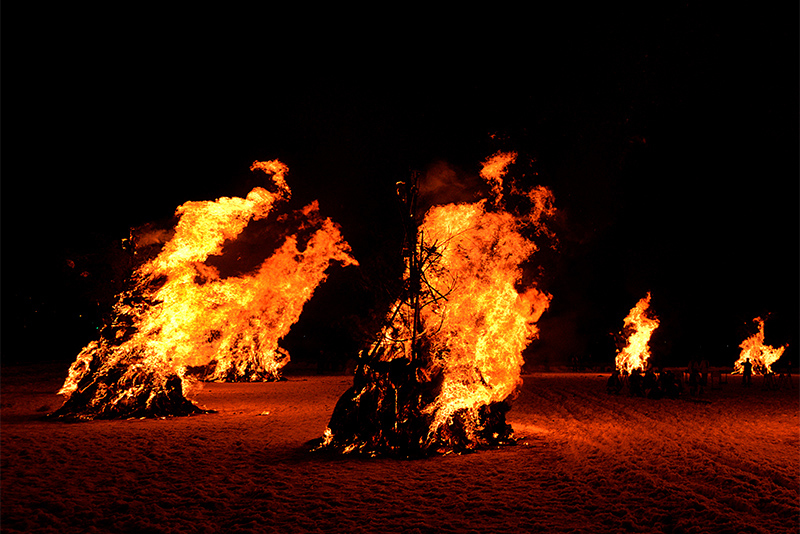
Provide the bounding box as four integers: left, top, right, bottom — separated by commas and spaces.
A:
3, 6, 798, 368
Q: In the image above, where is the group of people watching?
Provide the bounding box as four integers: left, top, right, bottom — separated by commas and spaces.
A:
686, 359, 710, 395
606, 367, 684, 399
607, 358, 794, 397
742, 357, 794, 390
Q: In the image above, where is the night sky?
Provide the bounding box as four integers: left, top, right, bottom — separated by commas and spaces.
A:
3, 6, 797, 369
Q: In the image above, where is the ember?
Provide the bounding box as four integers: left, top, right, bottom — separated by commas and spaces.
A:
615, 292, 659, 374
317, 152, 555, 457
732, 316, 788, 376
50, 160, 357, 420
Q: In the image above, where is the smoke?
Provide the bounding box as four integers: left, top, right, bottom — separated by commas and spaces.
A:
131, 224, 174, 249
416, 160, 483, 214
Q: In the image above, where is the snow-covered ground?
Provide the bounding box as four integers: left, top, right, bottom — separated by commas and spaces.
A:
2, 363, 798, 534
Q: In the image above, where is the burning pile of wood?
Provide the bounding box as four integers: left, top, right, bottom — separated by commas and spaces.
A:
49, 342, 207, 420
320, 333, 516, 457
615, 292, 660, 374
733, 316, 788, 376
317, 153, 555, 456
50, 160, 356, 420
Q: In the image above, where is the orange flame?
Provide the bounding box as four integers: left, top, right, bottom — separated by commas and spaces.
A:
56, 160, 357, 417
615, 293, 659, 374
328, 151, 554, 452
417, 200, 551, 443
732, 317, 787, 375
479, 150, 517, 206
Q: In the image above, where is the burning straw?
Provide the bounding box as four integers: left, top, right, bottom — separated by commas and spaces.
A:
317, 152, 555, 457
732, 316, 788, 376
50, 160, 357, 420
615, 292, 659, 374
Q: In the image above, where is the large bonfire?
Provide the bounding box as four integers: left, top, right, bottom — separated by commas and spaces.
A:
317, 151, 555, 457
51, 160, 357, 420
732, 316, 788, 375
615, 292, 659, 374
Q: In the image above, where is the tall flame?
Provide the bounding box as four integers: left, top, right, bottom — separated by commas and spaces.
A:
615, 293, 659, 374
53, 160, 357, 419
732, 317, 787, 375
416, 200, 552, 444
322, 151, 555, 455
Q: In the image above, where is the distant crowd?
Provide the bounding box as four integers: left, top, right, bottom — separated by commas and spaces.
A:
606, 367, 684, 399
606, 359, 794, 398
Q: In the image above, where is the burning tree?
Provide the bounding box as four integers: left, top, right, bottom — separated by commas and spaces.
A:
615, 293, 659, 374
317, 151, 555, 457
50, 160, 357, 420
732, 316, 788, 375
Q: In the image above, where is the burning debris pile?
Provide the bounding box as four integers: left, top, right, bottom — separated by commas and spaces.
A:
317, 152, 555, 457
50, 160, 357, 420
732, 316, 788, 376
614, 292, 659, 374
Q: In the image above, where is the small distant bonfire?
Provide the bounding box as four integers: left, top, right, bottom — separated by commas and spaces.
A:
615, 293, 659, 374
50, 160, 357, 420
732, 316, 787, 375
316, 151, 555, 457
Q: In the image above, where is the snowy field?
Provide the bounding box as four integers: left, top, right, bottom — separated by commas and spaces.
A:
2, 362, 798, 534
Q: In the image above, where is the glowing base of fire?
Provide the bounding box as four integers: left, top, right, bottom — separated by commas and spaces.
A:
48, 366, 207, 421
183, 349, 289, 383
313, 357, 516, 458
48, 342, 209, 421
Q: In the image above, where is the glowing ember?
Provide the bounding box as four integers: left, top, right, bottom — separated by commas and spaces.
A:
51, 160, 357, 420
319, 151, 555, 456
615, 292, 659, 374
732, 317, 787, 375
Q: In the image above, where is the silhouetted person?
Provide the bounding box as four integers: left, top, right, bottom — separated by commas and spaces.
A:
658, 369, 681, 399
647, 375, 664, 400
777, 366, 793, 389
629, 368, 645, 397
699, 359, 709, 393
643, 368, 657, 395
688, 367, 699, 396
742, 358, 752, 386
607, 370, 623, 395
763, 370, 776, 391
